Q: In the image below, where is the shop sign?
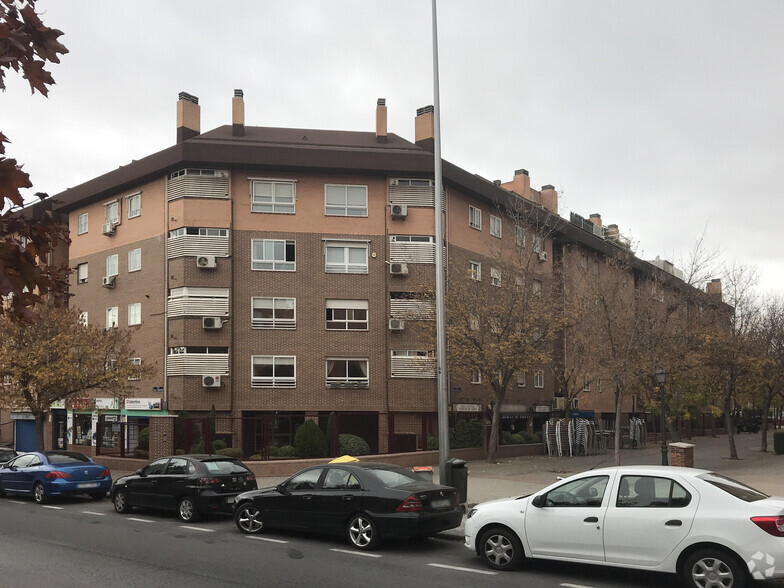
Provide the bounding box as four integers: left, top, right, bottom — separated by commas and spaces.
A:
95, 398, 119, 410
452, 403, 482, 413
103, 415, 119, 422
50, 400, 66, 409
533, 405, 551, 413
570, 410, 595, 419
71, 398, 93, 411
124, 397, 162, 410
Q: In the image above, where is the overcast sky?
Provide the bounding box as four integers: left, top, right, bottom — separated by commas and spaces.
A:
5, 0, 783, 295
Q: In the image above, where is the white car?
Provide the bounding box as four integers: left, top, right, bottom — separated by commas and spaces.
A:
464, 465, 784, 587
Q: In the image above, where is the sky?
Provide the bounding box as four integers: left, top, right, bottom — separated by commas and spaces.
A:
5, 0, 784, 295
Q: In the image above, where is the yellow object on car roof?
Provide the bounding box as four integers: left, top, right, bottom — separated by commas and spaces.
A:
329, 455, 360, 463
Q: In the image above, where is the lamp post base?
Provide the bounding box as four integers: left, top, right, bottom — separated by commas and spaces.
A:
661, 445, 669, 466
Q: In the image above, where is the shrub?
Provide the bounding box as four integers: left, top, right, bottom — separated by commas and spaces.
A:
248, 454, 262, 461
501, 431, 513, 445
211, 439, 227, 452
338, 434, 370, 456
510, 433, 526, 445
452, 420, 483, 448
132, 448, 149, 459
137, 427, 149, 450
267, 445, 280, 458
774, 431, 784, 455
427, 435, 438, 450
294, 420, 327, 458
528, 433, 541, 444
278, 445, 295, 458
216, 447, 243, 459
189, 441, 204, 453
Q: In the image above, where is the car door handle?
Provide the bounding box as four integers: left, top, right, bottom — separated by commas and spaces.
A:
665, 519, 682, 527
302, 495, 313, 501
342, 495, 354, 501
584, 516, 599, 523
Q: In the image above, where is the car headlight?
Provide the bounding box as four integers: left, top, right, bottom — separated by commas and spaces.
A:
467, 508, 478, 519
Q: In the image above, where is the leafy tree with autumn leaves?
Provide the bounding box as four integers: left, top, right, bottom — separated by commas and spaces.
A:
1, 0, 70, 321
0, 304, 147, 450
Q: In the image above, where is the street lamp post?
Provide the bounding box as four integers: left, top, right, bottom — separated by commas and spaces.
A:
655, 368, 668, 466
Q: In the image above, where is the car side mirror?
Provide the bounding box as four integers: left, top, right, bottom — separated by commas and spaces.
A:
135, 469, 145, 477
276, 483, 289, 495
531, 494, 545, 508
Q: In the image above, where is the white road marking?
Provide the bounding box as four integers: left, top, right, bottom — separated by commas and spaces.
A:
127, 517, 154, 523
561, 583, 597, 588
179, 525, 214, 533
247, 536, 289, 544
8, 500, 25, 504
41, 505, 64, 510
427, 563, 497, 576
330, 549, 382, 558
81, 511, 106, 516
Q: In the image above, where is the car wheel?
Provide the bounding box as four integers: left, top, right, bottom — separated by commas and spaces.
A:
683, 548, 747, 588
479, 526, 524, 571
33, 482, 47, 504
347, 513, 380, 550
113, 489, 133, 514
177, 496, 201, 523
234, 502, 265, 534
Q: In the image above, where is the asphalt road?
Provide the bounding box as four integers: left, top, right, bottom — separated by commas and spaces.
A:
0, 494, 782, 588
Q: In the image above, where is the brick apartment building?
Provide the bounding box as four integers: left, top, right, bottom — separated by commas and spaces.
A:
2, 91, 713, 454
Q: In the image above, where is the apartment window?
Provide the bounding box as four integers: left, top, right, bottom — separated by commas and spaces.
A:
326, 299, 368, 330
579, 254, 588, 270
469, 260, 481, 281
77, 263, 88, 284
515, 225, 525, 247
77, 213, 88, 235
128, 248, 141, 272
252, 239, 295, 271
490, 267, 501, 287
532, 235, 543, 254
534, 370, 544, 388
325, 242, 368, 274
471, 369, 482, 384
169, 227, 228, 237
325, 184, 368, 217
251, 179, 295, 214
251, 355, 296, 388
106, 307, 118, 329
126, 193, 141, 219
79, 312, 88, 326
106, 254, 118, 277
533, 280, 542, 296
469, 205, 482, 230
252, 297, 296, 329
128, 303, 141, 326
326, 358, 369, 386
128, 358, 142, 381
517, 371, 526, 388
490, 215, 502, 238
583, 378, 591, 392
105, 201, 119, 224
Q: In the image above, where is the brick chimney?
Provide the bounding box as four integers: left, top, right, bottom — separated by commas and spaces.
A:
706, 278, 723, 299
415, 105, 434, 151
589, 213, 602, 226
376, 98, 387, 143
606, 224, 619, 239
501, 169, 531, 199
232, 89, 245, 137
176, 91, 200, 143
540, 185, 558, 215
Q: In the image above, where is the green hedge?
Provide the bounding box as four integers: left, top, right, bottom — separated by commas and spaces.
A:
278, 445, 295, 458
294, 420, 327, 458
774, 431, 784, 455
216, 447, 243, 459
338, 434, 370, 456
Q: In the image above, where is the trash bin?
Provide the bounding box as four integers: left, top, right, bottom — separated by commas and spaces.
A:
444, 458, 468, 504
412, 466, 434, 482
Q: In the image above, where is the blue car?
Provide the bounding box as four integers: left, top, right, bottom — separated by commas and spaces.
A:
0, 450, 112, 503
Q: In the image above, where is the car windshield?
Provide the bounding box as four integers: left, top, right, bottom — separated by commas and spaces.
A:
697, 472, 770, 502
202, 459, 250, 475
46, 452, 91, 464
365, 466, 421, 488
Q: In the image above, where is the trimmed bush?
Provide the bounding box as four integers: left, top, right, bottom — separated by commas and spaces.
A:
427, 435, 438, 450
528, 433, 541, 444
774, 431, 784, 455
510, 433, 526, 444
137, 427, 149, 450
338, 434, 370, 456
278, 445, 295, 458
132, 448, 149, 459
502, 431, 513, 445
211, 439, 227, 452
294, 420, 327, 458
216, 447, 243, 459
452, 419, 483, 448
189, 441, 204, 453
248, 454, 262, 461
267, 445, 280, 458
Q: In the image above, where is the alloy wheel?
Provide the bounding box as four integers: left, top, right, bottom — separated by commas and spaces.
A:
347, 514, 379, 550
33, 482, 46, 504
178, 497, 198, 522
235, 504, 264, 533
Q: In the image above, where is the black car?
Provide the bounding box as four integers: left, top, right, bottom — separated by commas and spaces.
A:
0, 448, 19, 464
111, 454, 257, 522
233, 462, 463, 550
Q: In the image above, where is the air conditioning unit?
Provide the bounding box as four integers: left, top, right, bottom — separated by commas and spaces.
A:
196, 255, 217, 269
101, 223, 116, 236
538, 251, 548, 262
391, 204, 408, 219
389, 318, 405, 331
551, 396, 566, 410
202, 374, 221, 388
570, 398, 579, 410
202, 316, 223, 330
390, 262, 409, 276
101, 275, 116, 288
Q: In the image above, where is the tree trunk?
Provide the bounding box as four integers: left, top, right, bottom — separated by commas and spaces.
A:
666, 418, 682, 443
34, 411, 47, 451
760, 394, 773, 453
486, 403, 501, 463
723, 396, 739, 460
613, 384, 622, 466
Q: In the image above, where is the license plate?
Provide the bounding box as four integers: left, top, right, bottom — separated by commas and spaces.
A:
431, 498, 450, 509
77, 482, 99, 489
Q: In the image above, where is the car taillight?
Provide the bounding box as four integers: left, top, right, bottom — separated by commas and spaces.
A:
99, 469, 111, 477
196, 477, 220, 486
247, 475, 255, 483
751, 516, 784, 537
46, 471, 71, 479
396, 494, 424, 512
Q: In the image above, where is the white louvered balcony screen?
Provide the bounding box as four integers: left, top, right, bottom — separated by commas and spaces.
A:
167, 234, 229, 258
167, 353, 229, 376
167, 173, 229, 200
390, 299, 436, 320
390, 355, 437, 378
389, 240, 436, 264
167, 287, 229, 317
